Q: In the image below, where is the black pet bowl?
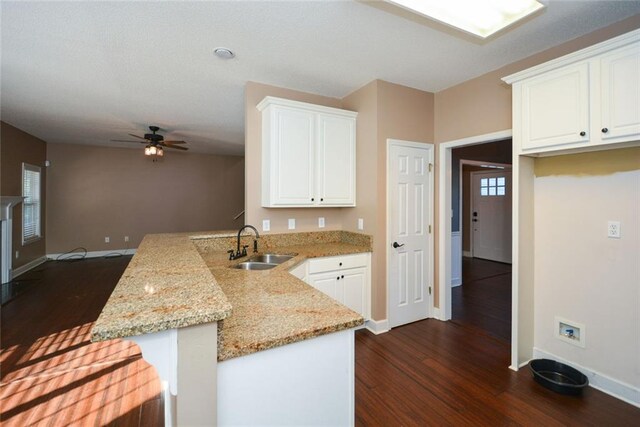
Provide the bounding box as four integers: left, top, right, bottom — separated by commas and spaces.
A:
529, 359, 589, 396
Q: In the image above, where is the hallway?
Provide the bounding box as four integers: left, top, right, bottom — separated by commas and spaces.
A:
452, 257, 512, 342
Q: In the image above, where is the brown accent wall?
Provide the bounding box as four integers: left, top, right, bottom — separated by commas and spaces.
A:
244, 81, 346, 232
46, 143, 244, 253
0, 122, 48, 269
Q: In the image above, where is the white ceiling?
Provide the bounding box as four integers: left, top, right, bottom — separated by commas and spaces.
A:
2, 1, 639, 156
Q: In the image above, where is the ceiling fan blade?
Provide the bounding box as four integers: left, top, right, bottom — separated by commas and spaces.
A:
128, 133, 148, 140
163, 140, 187, 144
163, 144, 188, 151
111, 139, 147, 144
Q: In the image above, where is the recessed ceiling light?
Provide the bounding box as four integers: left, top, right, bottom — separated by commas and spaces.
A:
386, 0, 545, 38
214, 47, 235, 59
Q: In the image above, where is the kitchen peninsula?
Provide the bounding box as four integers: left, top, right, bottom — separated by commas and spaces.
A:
91, 229, 371, 426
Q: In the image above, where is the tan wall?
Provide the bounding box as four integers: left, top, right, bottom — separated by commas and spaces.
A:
46, 143, 244, 253
0, 122, 48, 269
245, 81, 346, 232
433, 15, 640, 307
533, 148, 640, 387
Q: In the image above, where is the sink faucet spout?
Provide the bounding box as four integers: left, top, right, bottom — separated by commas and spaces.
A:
236, 225, 260, 258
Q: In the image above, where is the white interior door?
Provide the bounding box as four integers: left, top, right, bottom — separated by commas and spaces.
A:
471, 170, 512, 263
388, 141, 433, 328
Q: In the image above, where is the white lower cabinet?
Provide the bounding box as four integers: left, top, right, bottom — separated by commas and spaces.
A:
306, 253, 370, 320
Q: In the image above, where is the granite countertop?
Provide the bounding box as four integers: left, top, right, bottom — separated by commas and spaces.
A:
91, 230, 371, 361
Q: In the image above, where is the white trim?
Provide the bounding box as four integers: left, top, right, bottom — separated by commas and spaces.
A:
365, 319, 389, 335
503, 28, 640, 84
432, 307, 442, 320
533, 348, 640, 408
12, 256, 47, 279
256, 96, 358, 118
47, 248, 137, 260
463, 250, 472, 258
386, 139, 435, 328
451, 231, 462, 287
438, 129, 512, 323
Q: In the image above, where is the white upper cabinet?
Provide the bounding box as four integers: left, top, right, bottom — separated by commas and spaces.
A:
505, 29, 640, 156
258, 97, 357, 207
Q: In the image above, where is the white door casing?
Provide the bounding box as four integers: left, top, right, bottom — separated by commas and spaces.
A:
387, 140, 434, 329
471, 170, 512, 264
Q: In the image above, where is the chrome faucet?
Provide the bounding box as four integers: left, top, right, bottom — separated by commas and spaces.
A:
230, 225, 260, 260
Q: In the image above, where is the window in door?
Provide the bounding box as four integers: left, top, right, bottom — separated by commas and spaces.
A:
22, 163, 42, 244
479, 176, 506, 196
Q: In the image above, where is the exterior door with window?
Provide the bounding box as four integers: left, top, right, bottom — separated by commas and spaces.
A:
471, 170, 512, 263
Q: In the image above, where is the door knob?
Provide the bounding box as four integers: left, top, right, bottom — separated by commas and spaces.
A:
392, 242, 404, 248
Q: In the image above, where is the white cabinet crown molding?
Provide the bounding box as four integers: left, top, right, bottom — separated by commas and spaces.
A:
502, 28, 640, 84
257, 96, 358, 119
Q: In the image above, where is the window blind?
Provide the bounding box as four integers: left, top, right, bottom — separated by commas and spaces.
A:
22, 163, 41, 243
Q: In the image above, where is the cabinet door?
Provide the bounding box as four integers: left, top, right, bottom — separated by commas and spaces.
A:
599, 43, 640, 142
521, 63, 590, 150
308, 270, 342, 302
316, 114, 356, 206
267, 107, 315, 206
341, 267, 367, 318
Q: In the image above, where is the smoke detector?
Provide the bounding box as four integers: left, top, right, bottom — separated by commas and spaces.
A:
214, 47, 235, 59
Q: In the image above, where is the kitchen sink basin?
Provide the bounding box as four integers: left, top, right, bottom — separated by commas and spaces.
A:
248, 254, 295, 264
234, 261, 278, 271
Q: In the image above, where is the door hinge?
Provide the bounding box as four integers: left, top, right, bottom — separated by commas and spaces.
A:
428, 163, 433, 172
429, 286, 432, 295
428, 225, 432, 234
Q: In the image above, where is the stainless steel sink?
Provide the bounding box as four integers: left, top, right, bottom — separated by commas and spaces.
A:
248, 254, 295, 264
234, 261, 278, 270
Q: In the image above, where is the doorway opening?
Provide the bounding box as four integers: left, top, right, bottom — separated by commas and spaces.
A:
450, 140, 512, 341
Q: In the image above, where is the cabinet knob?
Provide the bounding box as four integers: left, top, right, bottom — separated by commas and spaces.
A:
339, 262, 342, 266
337, 276, 340, 280
579, 131, 586, 137
341, 275, 344, 279
601, 127, 609, 133
311, 198, 314, 201
320, 198, 324, 201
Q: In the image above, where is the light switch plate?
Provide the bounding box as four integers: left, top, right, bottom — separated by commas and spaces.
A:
262, 219, 270, 232
318, 217, 325, 228
288, 218, 296, 230
358, 218, 364, 230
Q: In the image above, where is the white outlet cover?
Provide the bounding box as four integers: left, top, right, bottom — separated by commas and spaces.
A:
105, 237, 110, 243
124, 236, 129, 242
262, 219, 271, 232
358, 218, 364, 230
318, 217, 325, 228
288, 218, 296, 230
607, 221, 621, 238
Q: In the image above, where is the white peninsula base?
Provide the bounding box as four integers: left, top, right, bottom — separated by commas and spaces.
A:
218, 328, 356, 426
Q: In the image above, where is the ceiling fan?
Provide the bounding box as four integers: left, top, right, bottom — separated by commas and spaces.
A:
112, 125, 188, 156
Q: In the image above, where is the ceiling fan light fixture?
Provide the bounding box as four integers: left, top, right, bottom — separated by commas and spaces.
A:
144, 145, 152, 156
157, 147, 164, 157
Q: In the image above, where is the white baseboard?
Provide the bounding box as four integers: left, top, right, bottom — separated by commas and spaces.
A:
463, 250, 472, 258
47, 248, 137, 260
12, 256, 47, 279
365, 319, 389, 335
432, 307, 441, 320
533, 348, 640, 408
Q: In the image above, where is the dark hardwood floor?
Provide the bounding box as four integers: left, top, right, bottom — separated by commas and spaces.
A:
452, 257, 512, 342
2, 256, 639, 426
0, 257, 163, 427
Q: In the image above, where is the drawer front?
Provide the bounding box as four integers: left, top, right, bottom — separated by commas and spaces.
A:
308, 253, 368, 274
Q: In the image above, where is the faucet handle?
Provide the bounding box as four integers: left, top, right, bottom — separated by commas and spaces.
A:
227, 249, 235, 260
242, 245, 249, 256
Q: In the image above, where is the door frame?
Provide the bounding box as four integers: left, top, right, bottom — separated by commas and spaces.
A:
386, 139, 435, 327
437, 130, 522, 370
462, 161, 512, 258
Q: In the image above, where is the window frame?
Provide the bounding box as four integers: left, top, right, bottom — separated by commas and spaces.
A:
22, 162, 42, 245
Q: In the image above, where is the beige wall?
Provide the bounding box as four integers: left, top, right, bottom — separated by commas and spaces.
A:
46, 143, 244, 253
245, 81, 346, 232
1, 122, 48, 269
533, 148, 640, 388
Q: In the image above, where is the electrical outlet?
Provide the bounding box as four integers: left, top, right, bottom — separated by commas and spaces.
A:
262, 219, 270, 232
15, 250, 19, 259
358, 218, 364, 230
124, 236, 129, 242
607, 221, 621, 238
288, 218, 296, 230
104, 237, 110, 243
318, 217, 325, 228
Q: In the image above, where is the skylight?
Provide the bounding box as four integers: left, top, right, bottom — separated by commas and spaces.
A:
386, 0, 545, 38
